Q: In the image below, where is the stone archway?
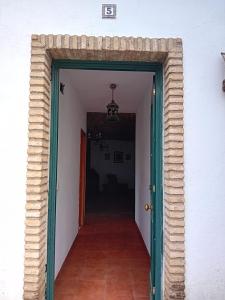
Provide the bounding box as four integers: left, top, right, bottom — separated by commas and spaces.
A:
24, 35, 185, 299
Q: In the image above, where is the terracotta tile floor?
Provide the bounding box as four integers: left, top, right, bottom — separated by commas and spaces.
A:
55, 214, 150, 300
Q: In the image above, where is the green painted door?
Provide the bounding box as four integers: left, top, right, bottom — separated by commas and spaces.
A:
150, 74, 163, 300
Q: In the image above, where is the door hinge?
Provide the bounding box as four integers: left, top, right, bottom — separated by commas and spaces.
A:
45, 264, 47, 299
153, 286, 156, 295
149, 184, 156, 192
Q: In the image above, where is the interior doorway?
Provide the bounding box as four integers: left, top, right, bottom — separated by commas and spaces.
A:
85, 112, 135, 217
48, 61, 163, 300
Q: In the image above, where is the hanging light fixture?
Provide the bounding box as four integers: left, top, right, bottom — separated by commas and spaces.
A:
106, 83, 119, 121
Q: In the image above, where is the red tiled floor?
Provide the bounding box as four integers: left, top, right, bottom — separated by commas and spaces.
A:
55, 214, 150, 300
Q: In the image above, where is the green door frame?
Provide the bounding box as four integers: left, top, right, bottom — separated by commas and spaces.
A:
47, 60, 163, 300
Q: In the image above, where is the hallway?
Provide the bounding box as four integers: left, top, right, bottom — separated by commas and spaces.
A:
55, 214, 150, 300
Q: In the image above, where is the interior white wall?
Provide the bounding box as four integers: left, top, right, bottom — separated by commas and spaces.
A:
1, 1, 225, 299
90, 140, 135, 191
135, 88, 152, 253
54, 70, 86, 278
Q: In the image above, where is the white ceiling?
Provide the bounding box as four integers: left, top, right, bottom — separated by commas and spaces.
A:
60, 69, 154, 113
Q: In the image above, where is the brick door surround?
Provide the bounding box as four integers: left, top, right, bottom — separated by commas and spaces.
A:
24, 35, 185, 300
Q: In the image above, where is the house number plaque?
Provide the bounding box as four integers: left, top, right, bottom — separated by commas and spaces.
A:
102, 4, 117, 19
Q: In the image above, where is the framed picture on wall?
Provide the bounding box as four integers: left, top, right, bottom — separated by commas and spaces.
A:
104, 153, 110, 160
114, 151, 123, 163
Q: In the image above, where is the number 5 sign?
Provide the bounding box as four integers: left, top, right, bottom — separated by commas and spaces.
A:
102, 4, 117, 19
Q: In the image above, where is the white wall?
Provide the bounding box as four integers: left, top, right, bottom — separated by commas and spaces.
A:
1, 1, 225, 299
90, 140, 135, 191
54, 70, 86, 277
135, 88, 152, 253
